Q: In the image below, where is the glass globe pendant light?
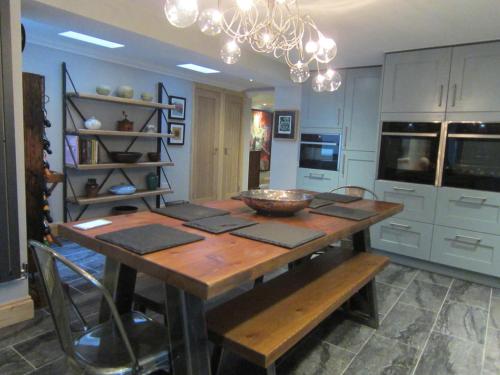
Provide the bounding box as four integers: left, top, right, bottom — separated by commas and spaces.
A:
324, 68, 342, 92
164, 0, 199, 28
290, 62, 310, 83
315, 36, 337, 63
221, 40, 242, 64
198, 8, 223, 36
312, 73, 327, 92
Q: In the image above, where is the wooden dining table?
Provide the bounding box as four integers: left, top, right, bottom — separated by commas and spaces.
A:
59, 198, 403, 375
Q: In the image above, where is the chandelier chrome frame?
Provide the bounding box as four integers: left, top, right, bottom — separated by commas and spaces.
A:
164, 0, 341, 92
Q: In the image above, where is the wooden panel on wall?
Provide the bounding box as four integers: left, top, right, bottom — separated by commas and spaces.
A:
248, 151, 261, 189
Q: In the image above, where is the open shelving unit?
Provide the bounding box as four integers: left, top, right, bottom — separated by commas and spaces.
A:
62, 63, 179, 221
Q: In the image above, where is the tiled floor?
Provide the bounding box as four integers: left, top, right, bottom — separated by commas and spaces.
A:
1, 242, 499, 375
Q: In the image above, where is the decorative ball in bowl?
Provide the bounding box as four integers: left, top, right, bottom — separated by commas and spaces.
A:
109, 152, 142, 163
240, 189, 314, 216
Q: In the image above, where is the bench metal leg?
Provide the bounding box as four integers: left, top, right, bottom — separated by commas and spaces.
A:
254, 276, 264, 287
343, 229, 380, 329
211, 346, 225, 375
266, 364, 277, 375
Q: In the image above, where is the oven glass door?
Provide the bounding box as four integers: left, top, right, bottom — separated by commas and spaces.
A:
378, 122, 441, 184
299, 142, 339, 171
443, 123, 500, 192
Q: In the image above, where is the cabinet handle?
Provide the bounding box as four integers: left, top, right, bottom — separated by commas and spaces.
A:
390, 222, 411, 229
342, 155, 346, 178
343, 127, 349, 148
452, 84, 458, 107
392, 186, 415, 192
459, 195, 487, 203
438, 84, 444, 107
308, 172, 325, 180
224, 147, 228, 156
337, 108, 341, 126
454, 234, 482, 243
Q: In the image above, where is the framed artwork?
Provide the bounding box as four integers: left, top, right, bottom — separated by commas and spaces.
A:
168, 96, 186, 120
167, 123, 185, 145
273, 110, 298, 140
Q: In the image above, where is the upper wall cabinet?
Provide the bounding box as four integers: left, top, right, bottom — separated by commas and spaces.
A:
381, 48, 452, 113
447, 42, 500, 112
343, 67, 381, 151
301, 69, 346, 130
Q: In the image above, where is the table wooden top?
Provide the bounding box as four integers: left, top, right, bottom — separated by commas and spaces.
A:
59, 199, 402, 299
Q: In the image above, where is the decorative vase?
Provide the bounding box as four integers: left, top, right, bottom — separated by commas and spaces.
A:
141, 92, 153, 102
117, 111, 134, 131
84, 116, 102, 130
116, 85, 134, 99
146, 172, 159, 191
85, 178, 99, 198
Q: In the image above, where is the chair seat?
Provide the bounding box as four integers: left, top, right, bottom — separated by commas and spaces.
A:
73, 311, 170, 374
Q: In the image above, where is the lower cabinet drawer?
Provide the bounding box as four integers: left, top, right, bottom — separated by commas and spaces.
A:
296, 168, 339, 192
430, 226, 500, 277
370, 218, 433, 260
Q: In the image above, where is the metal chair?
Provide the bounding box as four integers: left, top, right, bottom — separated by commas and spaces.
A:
329, 185, 379, 200
29, 240, 170, 375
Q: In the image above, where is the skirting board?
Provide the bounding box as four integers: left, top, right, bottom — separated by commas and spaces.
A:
0, 296, 34, 329
374, 249, 500, 289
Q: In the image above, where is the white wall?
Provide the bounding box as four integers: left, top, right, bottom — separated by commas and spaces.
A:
23, 43, 194, 221
269, 85, 302, 189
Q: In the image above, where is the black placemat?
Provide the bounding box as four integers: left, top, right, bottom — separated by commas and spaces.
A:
231, 222, 325, 249
184, 215, 257, 234
153, 203, 229, 222
96, 224, 204, 255
311, 205, 378, 221
309, 199, 335, 209
314, 192, 362, 203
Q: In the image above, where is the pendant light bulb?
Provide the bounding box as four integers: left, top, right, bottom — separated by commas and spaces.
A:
324, 69, 342, 92
290, 62, 310, 83
164, 0, 199, 28
312, 73, 326, 92
237, 0, 254, 11
305, 40, 319, 55
221, 40, 242, 64
198, 8, 223, 36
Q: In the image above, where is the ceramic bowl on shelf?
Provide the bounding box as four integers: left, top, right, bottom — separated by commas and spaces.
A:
240, 189, 314, 216
109, 184, 137, 195
141, 92, 154, 102
112, 205, 138, 215
109, 152, 142, 163
147, 152, 161, 162
84, 116, 102, 130
116, 85, 134, 99
96, 85, 111, 95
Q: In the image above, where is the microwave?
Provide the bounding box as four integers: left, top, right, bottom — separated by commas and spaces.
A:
299, 133, 341, 171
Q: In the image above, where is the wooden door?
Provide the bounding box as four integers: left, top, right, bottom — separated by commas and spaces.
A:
221, 93, 243, 198
191, 87, 221, 202
381, 48, 451, 113
343, 67, 381, 152
448, 42, 500, 112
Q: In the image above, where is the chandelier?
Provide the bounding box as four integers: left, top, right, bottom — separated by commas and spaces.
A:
163, 0, 341, 92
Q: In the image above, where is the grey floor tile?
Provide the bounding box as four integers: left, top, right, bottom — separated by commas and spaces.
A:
278, 337, 354, 375
13, 330, 64, 368
484, 329, 500, 375
447, 279, 491, 309
0, 348, 34, 375
376, 263, 419, 288
343, 334, 419, 375
399, 280, 448, 312
434, 301, 487, 344
415, 270, 453, 288
376, 282, 404, 317
377, 302, 436, 349
27, 357, 83, 375
414, 332, 483, 375
489, 297, 500, 330
0, 309, 54, 350
313, 314, 374, 353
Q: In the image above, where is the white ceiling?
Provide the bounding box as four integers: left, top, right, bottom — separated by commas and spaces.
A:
22, 0, 500, 90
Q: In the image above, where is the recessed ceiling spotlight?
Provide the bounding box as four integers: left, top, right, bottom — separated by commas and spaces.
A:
59, 31, 124, 48
249, 78, 254, 82
177, 63, 220, 74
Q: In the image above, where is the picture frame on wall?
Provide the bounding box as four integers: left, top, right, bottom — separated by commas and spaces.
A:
168, 96, 186, 120
167, 123, 185, 145
273, 110, 298, 140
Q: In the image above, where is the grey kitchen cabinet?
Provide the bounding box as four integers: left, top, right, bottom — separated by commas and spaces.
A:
301, 69, 346, 129
447, 42, 500, 112
296, 167, 339, 192
381, 48, 452, 113
339, 151, 376, 192
431, 225, 500, 277
371, 218, 433, 260
343, 67, 381, 151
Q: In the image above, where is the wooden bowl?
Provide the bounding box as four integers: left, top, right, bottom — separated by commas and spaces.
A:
109, 152, 142, 163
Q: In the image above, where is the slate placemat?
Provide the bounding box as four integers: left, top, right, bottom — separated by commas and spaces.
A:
314, 193, 362, 203
153, 203, 230, 222
310, 205, 378, 221
231, 222, 325, 249
96, 224, 204, 255
183, 215, 257, 234
309, 199, 335, 209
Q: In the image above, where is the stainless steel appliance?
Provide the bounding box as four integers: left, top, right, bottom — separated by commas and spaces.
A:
442, 122, 500, 192
378, 122, 443, 185
299, 133, 340, 171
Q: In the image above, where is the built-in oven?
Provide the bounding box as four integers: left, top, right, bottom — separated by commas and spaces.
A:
378, 122, 443, 185
442, 122, 500, 192
299, 133, 340, 171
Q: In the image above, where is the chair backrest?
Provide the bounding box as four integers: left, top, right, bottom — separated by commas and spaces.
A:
29, 240, 138, 370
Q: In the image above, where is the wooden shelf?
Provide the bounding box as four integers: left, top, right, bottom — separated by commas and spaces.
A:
66, 129, 175, 138
67, 92, 176, 110
67, 188, 173, 206
66, 161, 174, 170
45, 171, 64, 184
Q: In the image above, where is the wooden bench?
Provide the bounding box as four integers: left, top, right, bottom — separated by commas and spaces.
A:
206, 250, 389, 374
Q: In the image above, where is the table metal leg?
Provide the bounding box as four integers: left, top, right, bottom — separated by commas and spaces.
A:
99, 257, 137, 322
165, 284, 212, 375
